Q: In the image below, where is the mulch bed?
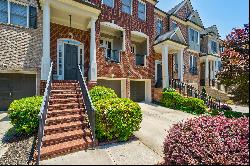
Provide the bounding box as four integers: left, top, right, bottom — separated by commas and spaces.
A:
0, 128, 36, 165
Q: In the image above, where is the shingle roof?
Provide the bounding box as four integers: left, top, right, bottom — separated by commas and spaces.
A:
167, 0, 185, 14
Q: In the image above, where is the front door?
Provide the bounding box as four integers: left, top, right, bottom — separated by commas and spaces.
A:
64, 43, 78, 80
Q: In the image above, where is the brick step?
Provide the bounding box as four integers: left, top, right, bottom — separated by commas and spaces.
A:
42, 128, 91, 147
51, 89, 81, 95
46, 114, 86, 126
44, 121, 89, 135
48, 103, 83, 110
50, 94, 83, 99
52, 80, 78, 83
49, 98, 83, 105
39, 138, 92, 160
51, 86, 79, 90
47, 108, 85, 118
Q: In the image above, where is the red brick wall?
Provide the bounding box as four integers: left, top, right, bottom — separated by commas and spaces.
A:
175, 2, 192, 20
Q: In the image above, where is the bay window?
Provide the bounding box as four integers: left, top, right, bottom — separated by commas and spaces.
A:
189, 28, 199, 44
122, 0, 132, 14
211, 40, 218, 53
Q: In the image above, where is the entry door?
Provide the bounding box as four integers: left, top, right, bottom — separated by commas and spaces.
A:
64, 43, 78, 80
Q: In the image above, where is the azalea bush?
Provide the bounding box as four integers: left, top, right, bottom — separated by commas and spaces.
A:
163, 116, 249, 165
94, 98, 142, 141
8, 96, 43, 134
89, 86, 118, 103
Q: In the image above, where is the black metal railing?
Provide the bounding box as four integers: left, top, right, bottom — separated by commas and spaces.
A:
105, 48, 121, 63
77, 65, 96, 147
36, 62, 53, 165
135, 54, 145, 66
189, 67, 198, 75
170, 79, 221, 110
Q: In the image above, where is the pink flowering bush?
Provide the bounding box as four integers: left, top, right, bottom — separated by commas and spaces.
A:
163, 116, 249, 165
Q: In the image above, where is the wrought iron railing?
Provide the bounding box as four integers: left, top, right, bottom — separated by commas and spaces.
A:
171, 79, 221, 110
36, 62, 53, 165
77, 65, 96, 147
104, 48, 121, 63
135, 54, 145, 66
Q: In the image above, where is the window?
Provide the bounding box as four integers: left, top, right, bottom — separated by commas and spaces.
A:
189, 28, 199, 44
189, 55, 197, 75
172, 21, 178, 29
174, 54, 178, 72
135, 54, 145, 66
122, 0, 132, 14
156, 19, 163, 36
138, 1, 146, 21
211, 41, 217, 53
0, 0, 8, 23
103, 0, 114, 8
0, 0, 37, 28
131, 44, 136, 54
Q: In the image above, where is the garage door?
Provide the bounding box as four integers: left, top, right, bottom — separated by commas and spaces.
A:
130, 81, 145, 102
0, 73, 36, 110
97, 79, 121, 97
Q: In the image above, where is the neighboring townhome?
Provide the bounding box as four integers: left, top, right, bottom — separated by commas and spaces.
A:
0, 0, 41, 110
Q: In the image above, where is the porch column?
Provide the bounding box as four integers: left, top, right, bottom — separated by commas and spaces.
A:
89, 17, 97, 82
213, 60, 216, 79
178, 49, 184, 82
41, 0, 51, 80
205, 56, 209, 79
162, 45, 169, 88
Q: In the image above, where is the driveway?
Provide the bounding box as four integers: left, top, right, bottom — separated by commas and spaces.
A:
134, 103, 197, 157
41, 103, 196, 165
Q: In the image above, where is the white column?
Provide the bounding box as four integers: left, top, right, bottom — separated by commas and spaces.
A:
162, 45, 169, 88
89, 17, 97, 81
41, 0, 51, 80
205, 56, 209, 79
178, 49, 184, 82
213, 60, 216, 79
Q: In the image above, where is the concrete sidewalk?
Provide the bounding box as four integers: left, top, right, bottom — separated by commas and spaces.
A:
0, 112, 12, 159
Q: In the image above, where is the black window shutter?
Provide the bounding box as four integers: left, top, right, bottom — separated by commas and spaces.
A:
29, 6, 37, 28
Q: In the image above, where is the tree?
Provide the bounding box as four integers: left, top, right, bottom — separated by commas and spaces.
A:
218, 24, 249, 105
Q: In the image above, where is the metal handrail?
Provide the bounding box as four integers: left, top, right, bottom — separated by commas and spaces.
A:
77, 65, 96, 147
36, 62, 53, 165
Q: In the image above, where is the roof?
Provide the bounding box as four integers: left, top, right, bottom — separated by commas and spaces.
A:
201, 25, 221, 37
167, 0, 185, 15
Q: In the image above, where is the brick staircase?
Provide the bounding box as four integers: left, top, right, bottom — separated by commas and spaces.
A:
38, 80, 93, 160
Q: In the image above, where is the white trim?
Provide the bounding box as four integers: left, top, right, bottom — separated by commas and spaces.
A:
7, 1, 10, 24
138, 0, 146, 21
56, 38, 84, 80
131, 44, 136, 54
131, 31, 149, 56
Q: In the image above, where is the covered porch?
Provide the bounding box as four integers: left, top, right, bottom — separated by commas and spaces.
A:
39, 0, 101, 82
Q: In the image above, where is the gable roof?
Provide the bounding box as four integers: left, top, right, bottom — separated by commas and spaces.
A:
188, 10, 203, 27
202, 25, 220, 37
167, 0, 193, 16
154, 27, 187, 46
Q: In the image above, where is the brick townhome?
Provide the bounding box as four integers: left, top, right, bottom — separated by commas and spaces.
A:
0, 0, 224, 109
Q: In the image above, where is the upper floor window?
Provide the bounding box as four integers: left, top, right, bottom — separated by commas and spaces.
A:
103, 0, 114, 8
172, 21, 178, 29
211, 41, 218, 53
138, 1, 146, 21
189, 28, 199, 44
0, 0, 37, 28
156, 19, 163, 36
122, 0, 132, 14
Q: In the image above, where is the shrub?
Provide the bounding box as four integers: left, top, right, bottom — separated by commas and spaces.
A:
8, 96, 43, 134
163, 116, 249, 165
210, 108, 249, 118
220, 104, 232, 111
163, 87, 176, 92
161, 91, 207, 115
89, 86, 118, 103
94, 98, 142, 141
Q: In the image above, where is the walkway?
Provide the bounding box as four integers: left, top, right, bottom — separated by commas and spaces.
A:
0, 112, 12, 158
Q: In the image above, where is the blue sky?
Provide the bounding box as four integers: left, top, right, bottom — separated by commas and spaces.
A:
156, 0, 249, 39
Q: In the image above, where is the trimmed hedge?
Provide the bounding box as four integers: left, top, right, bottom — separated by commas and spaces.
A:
89, 86, 118, 103
163, 116, 249, 165
210, 108, 249, 118
8, 96, 43, 134
161, 91, 207, 115
94, 98, 142, 141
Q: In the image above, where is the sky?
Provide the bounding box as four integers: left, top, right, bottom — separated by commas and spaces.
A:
156, 0, 249, 39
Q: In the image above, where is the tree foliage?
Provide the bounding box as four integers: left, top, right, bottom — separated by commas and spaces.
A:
218, 24, 249, 105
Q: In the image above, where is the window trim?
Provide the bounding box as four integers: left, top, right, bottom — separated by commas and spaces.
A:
210, 40, 218, 53
102, 0, 114, 8
0, 0, 36, 28
121, 0, 133, 15
171, 21, 178, 29
131, 44, 136, 54
138, 0, 146, 21
156, 18, 163, 36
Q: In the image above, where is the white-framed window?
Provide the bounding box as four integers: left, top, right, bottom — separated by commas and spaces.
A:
138, 0, 146, 21
0, 0, 37, 28
122, 0, 132, 15
189, 55, 197, 75
172, 21, 178, 29
211, 40, 218, 53
102, 0, 114, 8
131, 44, 136, 54
189, 28, 199, 44
156, 18, 163, 36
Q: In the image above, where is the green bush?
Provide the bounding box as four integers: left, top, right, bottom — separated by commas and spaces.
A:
161, 91, 207, 115
210, 109, 249, 118
163, 87, 176, 92
94, 98, 142, 141
89, 86, 118, 103
8, 96, 43, 134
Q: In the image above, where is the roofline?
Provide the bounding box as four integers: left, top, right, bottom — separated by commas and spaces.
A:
170, 14, 204, 29
154, 7, 169, 16
153, 38, 188, 47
